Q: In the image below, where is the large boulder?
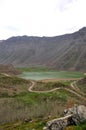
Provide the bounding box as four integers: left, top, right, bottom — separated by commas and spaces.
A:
63, 105, 86, 125
45, 105, 86, 130
46, 115, 72, 130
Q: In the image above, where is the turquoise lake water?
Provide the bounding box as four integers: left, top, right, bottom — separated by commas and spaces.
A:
19, 71, 84, 80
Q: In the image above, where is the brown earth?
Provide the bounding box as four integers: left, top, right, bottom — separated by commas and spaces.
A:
40, 78, 81, 82
0, 64, 21, 75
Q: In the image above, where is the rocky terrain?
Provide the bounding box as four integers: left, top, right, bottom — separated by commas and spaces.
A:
46, 105, 86, 130
0, 64, 21, 75
0, 27, 86, 71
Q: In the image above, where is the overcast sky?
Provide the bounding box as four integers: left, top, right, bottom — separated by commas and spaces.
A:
0, 0, 86, 39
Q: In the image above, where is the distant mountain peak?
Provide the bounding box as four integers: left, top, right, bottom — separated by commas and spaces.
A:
79, 27, 86, 32
73, 27, 86, 38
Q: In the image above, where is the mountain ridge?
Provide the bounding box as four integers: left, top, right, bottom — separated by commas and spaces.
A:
0, 27, 86, 71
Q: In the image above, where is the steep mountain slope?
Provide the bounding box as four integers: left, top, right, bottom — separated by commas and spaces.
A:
0, 27, 86, 71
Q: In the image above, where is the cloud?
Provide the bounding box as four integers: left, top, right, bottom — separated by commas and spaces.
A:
55, 0, 77, 12
4, 26, 20, 32
0, 0, 86, 39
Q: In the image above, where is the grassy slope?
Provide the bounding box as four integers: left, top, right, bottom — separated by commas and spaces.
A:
0, 118, 86, 130
0, 74, 31, 96
0, 74, 86, 129
77, 77, 86, 95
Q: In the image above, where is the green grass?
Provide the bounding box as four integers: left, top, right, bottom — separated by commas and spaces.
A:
0, 74, 70, 124
0, 119, 86, 130
0, 74, 31, 96
0, 73, 85, 128
15, 89, 68, 105
19, 71, 84, 80
76, 78, 86, 95
0, 119, 47, 130
18, 67, 56, 72
66, 121, 86, 130
33, 82, 65, 91
61, 80, 74, 85
0, 90, 68, 124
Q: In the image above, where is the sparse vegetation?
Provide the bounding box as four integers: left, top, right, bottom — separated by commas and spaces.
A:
61, 80, 74, 86
0, 73, 86, 129
0, 118, 86, 130
0, 119, 46, 130
0, 74, 31, 96
18, 67, 56, 72
76, 77, 86, 95
66, 120, 86, 130
32, 81, 65, 91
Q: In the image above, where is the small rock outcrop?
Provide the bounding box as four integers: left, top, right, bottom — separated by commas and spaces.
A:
64, 105, 86, 125
45, 105, 86, 130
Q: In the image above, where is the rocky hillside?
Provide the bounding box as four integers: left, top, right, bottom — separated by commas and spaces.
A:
0, 64, 21, 75
46, 105, 86, 130
0, 27, 86, 71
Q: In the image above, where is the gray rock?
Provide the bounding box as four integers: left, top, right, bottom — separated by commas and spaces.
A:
46, 105, 86, 130
46, 115, 72, 130
64, 105, 86, 125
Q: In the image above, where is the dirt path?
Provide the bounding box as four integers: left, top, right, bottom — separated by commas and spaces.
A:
1, 72, 85, 100
1, 73, 11, 77
28, 81, 61, 93
84, 73, 86, 76
28, 78, 86, 129
70, 81, 82, 93
28, 80, 86, 100
40, 78, 81, 82
65, 88, 86, 100
28, 81, 35, 92
70, 81, 86, 98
